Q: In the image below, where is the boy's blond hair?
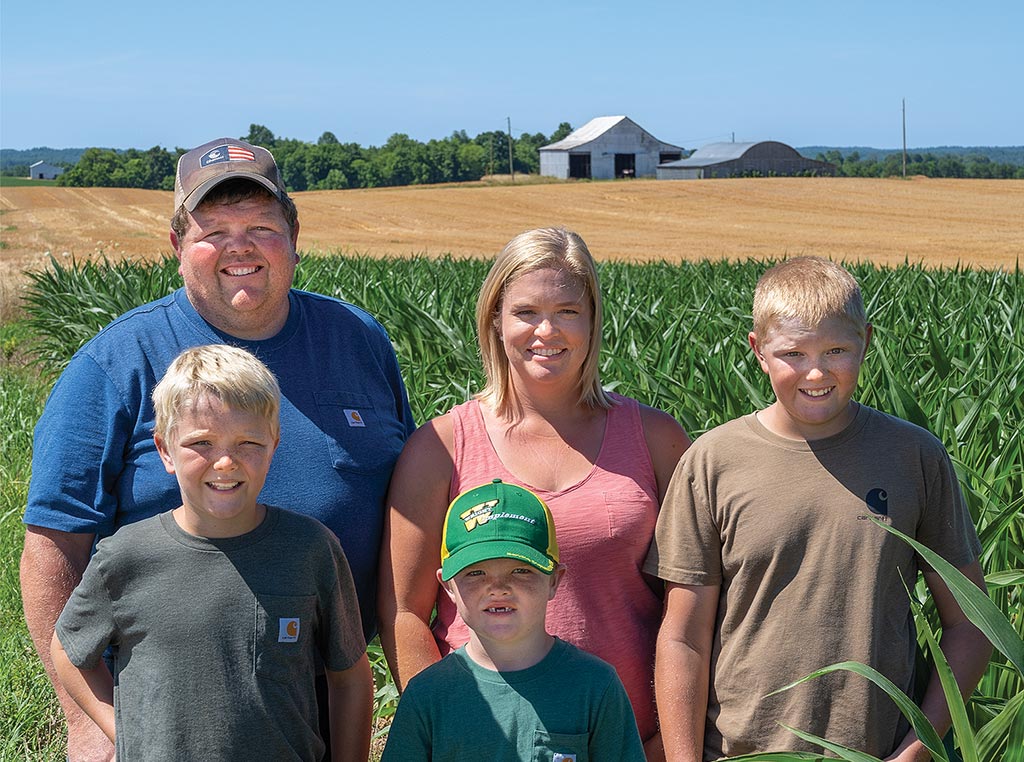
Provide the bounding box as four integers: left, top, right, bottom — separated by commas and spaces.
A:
152, 345, 281, 439
475, 226, 612, 421
752, 256, 867, 339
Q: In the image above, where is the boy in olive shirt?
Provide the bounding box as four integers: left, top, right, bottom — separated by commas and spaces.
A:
383, 478, 644, 761
52, 345, 372, 761
645, 257, 989, 761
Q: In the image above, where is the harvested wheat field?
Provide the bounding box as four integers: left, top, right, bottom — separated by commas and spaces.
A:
2, 177, 1021, 306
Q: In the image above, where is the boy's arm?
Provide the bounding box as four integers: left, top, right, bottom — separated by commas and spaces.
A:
326, 653, 373, 762
50, 631, 115, 744
886, 561, 992, 762
655, 582, 719, 762
22, 526, 116, 762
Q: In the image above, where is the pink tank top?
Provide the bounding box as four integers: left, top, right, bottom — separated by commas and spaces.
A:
433, 393, 662, 740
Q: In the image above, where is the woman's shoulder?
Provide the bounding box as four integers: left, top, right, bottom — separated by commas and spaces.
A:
391, 410, 457, 485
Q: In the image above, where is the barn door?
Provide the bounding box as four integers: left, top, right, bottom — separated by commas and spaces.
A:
615, 154, 636, 178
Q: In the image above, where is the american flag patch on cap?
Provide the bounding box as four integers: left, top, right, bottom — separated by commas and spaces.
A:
200, 144, 257, 167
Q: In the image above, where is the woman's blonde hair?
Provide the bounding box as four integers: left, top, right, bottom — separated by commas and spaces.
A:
152, 345, 281, 439
475, 227, 612, 420
752, 256, 867, 340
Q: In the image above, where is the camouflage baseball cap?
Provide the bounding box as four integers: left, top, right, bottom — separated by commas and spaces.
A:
440, 479, 559, 581
174, 137, 285, 212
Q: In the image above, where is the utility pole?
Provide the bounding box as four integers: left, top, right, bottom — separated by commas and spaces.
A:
507, 117, 515, 183
902, 99, 907, 179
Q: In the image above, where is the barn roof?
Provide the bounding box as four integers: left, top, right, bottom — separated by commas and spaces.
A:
540, 116, 631, 151
661, 141, 803, 168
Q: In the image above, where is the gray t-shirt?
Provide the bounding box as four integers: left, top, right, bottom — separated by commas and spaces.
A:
56, 506, 366, 761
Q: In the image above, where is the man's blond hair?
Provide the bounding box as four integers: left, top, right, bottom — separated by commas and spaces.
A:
152, 345, 281, 439
752, 256, 867, 339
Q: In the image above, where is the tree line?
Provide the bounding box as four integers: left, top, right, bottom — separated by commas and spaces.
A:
814, 150, 1024, 179
17, 127, 1023, 188
52, 123, 575, 191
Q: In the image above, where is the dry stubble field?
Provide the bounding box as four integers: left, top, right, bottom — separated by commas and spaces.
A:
2, 177, 1022, 313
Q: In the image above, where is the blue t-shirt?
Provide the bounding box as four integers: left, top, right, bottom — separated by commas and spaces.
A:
26, 287, 415, 639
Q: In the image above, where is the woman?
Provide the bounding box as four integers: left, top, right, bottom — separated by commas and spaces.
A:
378, 227, 690, 759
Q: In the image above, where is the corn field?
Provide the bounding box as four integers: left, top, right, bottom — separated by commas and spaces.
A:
3, 253, 1022, 760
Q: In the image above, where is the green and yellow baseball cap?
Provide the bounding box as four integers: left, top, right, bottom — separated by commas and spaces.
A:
440, 479, 559, 581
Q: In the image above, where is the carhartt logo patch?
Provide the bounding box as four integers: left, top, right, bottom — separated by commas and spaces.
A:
553, 754, 576, 761
866, 487, 889, 515
344, 409, 366, 427
278, 618, 300, 643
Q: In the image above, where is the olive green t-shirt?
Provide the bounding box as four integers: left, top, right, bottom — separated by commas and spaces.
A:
644, 405, 980, 759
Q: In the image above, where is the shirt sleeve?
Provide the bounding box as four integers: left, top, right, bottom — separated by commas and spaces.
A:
55, 541, 118, 669
916, 442, 982, 569
642, 450, 723, 586
318, 533, 369, 672
590, 668, 647, 761
26, 352, 133, 535
379, 681, 432, 761
375, 320, 417, 437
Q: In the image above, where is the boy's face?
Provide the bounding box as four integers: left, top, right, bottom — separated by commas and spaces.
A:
438, 557, 563, 651
748, 315, 871, 441
155, 394, 279, 538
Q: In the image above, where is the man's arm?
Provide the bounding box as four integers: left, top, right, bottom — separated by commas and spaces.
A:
655, 582, 720, 762
887, 561, 992, 762
50, 631, 115, 743
326, 654, 373, 762
21, 526, 115, 761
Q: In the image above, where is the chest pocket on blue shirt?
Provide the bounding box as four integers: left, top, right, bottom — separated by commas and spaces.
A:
314, 390, 405, 474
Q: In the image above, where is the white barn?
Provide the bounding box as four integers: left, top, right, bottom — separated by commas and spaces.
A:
540, 116, 683, 180
29, 161, 65, 180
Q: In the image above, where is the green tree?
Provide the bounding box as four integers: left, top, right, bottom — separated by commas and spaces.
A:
58, 148, 122, 187
549, 122, 573, 143
243, 124, 276, 148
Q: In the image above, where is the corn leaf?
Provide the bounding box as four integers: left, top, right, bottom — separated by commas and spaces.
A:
872, 519, 1024, 675
776, 725, 883, 762
974, 690, 1024, 762
767, 661, 947, 761
910, 595, 978, 762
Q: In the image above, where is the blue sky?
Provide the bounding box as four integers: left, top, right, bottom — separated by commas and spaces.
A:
2, 0, 1021, 151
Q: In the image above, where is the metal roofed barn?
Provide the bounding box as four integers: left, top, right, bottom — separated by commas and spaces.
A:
657, 141, 835, 179
540, 116, 684, 180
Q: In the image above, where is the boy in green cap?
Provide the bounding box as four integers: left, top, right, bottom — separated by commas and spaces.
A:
381, 478, 645, 761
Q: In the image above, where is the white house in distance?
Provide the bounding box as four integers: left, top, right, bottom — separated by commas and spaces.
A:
29, 161, 65, 180
540, 116, 683, 180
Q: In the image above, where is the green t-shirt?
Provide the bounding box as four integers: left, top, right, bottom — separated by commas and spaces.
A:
382, 638, 645, 761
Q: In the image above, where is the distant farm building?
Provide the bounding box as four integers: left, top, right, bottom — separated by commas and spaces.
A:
540, 116, 684, 180
29, 161, 65, 180
657, 141, 835, 179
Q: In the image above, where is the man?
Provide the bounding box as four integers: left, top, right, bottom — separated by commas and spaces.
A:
21, 137, 415, 761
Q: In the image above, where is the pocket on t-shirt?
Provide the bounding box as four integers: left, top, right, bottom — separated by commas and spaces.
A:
604, 490, 658, 546
314, 390, 405, 474
532, 730, 589, 762
254, 594, 317, 685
